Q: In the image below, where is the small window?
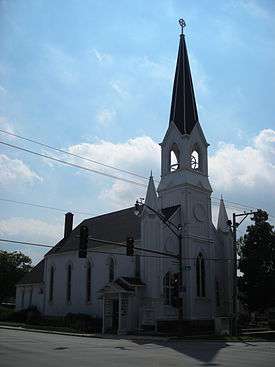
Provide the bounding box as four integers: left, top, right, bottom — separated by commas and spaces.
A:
109, 258, 115, 282
66, 265, 72, 303
49, 266, 54, 302
196, 253, 206, 297
191, 150, 199, 170
86, 262, 92, 302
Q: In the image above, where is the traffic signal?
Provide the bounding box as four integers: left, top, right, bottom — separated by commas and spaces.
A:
126, 236, 134, 256
79, 225, 89, 258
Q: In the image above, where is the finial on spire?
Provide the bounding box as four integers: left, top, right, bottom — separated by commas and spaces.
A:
178, 18, 186, 35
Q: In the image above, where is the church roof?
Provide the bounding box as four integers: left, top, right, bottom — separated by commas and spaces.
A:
17, 259, 44, 285
47, 206, 141, 255
162, 205, 180, 221
169, 34, 199, 135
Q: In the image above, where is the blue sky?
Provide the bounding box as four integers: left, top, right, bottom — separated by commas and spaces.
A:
0, 0, 274, 264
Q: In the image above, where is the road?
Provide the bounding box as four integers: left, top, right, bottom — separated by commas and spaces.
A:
1, 328, 275, 367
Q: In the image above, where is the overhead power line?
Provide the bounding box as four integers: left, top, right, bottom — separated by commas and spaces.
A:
0, 128, 148, 181
0, 197, 94, 216
0, 238, 232, 261
1, 196, 274, 220
0, 238, 52, 248
0, 140, 146, 188
0, 130, 271, 217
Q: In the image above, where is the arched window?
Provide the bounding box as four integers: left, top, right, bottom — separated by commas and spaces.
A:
49, 266, 54, 302
215, 280, 220, 307
170, 144, 180, 172
196, 253, 206, 297
191, 150, 199, 170
21, 288, 25, 309
29, 288, 33, 307
66, 264, 72, 303
109, 258, 115, 282
86, 262, 92, 303
163, 272, 178, 306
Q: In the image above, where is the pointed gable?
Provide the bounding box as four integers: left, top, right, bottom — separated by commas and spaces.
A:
169, 34, 199, 135
217, 197, 230, 233
145, 173, 158, 209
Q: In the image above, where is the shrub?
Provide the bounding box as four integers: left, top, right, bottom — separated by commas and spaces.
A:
0, 306, 15, 321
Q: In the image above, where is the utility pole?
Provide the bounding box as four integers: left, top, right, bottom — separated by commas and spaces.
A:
228, 209, 268, 336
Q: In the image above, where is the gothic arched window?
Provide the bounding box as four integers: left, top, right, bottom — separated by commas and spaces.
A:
170, 144, 180, 172
196, 253, 206, 297
21, 288, 25, 309
215, 280, 220, 307
191, 150, 199, 170
86, 261, 92, 302
49, 266, 54, 302
66, 264, 72, 303
109, 258, 115, 282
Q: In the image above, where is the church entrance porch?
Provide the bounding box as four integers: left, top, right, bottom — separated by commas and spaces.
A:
100, 277, 144, 334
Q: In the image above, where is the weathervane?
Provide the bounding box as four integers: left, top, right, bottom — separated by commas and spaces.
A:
179, 18, 186, 35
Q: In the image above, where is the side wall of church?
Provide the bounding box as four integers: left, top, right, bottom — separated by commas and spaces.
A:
43, 247, 136, 317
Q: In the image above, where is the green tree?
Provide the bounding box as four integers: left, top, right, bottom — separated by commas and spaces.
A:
0, 250, 32, 303
238, 211, 275, 312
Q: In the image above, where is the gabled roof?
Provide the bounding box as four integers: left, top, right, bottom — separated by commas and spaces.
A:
17, 259, 44, 285
169, 34, 199, 135
48, 206, 141, 255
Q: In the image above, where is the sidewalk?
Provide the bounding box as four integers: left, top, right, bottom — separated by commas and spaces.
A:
1, 323, 274, 342
0, 324, 170, 342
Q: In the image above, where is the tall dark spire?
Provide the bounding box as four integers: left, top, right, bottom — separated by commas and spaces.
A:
169, 21, 199, 135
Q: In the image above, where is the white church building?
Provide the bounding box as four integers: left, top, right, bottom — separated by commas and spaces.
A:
16, 25, 233, 335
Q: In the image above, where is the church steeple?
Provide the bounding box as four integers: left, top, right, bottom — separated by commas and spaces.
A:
169, 20, 199, 135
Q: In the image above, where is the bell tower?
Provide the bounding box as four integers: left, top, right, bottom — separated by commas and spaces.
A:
157, 20, 215, 320
158, 20, 212, 210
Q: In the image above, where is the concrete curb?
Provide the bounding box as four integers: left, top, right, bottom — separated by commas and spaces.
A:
1, 325, 274, 343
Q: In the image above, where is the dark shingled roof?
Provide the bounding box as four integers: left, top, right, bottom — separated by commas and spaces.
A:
48, 206, 141, 255
169, 34, 199, 135
17, 259, 44, 285
162, 205, 180, 221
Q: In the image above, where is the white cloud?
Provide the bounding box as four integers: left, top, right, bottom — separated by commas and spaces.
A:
0, 217, 62, 242
67, 136, 160, 209
92, 48, 112, 64
0, 154, 42, 185
209, 128, 275, 192
110, 80, 128, 98
0, 217, 63, 264
0, 116, 15, 135
96, 108, 116, 127
0, 85, 7, 95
